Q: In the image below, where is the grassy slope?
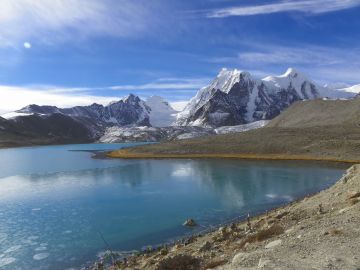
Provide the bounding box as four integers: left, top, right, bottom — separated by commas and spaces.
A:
110, 99, 360, 162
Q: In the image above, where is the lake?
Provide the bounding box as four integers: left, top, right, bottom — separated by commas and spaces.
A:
0, 143, 348, 269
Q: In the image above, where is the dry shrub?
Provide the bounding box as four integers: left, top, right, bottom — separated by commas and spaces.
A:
329, 229, 343, 236
156, 254, 201, 270
255, 224, 284, 241
238, 224, 284, 249
348, 198, 359, 206
347, 191, 360, 199
275, 211, 290, 219
254, 218, 267, 229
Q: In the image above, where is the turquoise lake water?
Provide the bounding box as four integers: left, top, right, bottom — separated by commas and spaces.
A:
0, 143, 348, 269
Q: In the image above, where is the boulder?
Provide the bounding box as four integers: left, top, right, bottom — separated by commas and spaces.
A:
265, 239, 282, 249
183, 219, 197, 227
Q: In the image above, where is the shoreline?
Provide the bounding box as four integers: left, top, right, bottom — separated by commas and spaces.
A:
93, 165, 360, 270
108, 149, 360, 164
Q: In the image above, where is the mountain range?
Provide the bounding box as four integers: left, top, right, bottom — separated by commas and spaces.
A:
176, 68, 354, 127
0, 68, 358, 147
110, 97, 360, 162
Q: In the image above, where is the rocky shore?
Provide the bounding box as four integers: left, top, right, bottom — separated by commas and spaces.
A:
95, 165, 360, 270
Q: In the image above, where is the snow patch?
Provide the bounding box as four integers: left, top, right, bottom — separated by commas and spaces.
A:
337, 84, 360, 94
1, 112, 33, 119
215, 120, 270, 135
146, 96, 177, 127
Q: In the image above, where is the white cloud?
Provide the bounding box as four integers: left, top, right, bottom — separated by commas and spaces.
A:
0, 0, 162, 48
0, 85, 118, 114
210, 43, 360, 84
110, 78, 210, 91
0, 84, 192, 114
0, 77, 207, 114
23, 42, 31, 49
208, 0, 360, 18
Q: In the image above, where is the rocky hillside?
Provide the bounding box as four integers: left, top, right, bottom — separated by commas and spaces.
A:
16, 94, 152, 137
176, 68, 355, 127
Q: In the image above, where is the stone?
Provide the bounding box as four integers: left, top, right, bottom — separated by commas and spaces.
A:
243, 242, 250, 249
199, 241, 212, 252
231, 252, 248, 265
183, 219, 197, 227
265, 240, 282, 249
258, 257, 275, 269
339, 206, 354, 214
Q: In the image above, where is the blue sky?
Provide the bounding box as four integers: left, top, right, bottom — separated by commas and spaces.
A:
0, 0, 360, 113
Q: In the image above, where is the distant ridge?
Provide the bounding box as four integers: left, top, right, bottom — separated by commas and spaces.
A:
111, 98, 360, 162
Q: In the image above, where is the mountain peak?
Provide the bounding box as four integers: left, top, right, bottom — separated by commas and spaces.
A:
211, 68, 252, 94
147, 95, 166, 103
122, 94, 140, 103
218, 68, 251, 79
284, 67, 299, 78
282, 67, 306, 79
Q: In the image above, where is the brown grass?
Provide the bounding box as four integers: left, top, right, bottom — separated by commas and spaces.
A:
348, 198, 360, 206
155, 255, 201, 270
328, 228, 343, 236
202, 260, 227, 269
108, 149, 359, 164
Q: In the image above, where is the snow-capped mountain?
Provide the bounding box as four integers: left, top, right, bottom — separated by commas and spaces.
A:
176, 68, 355, 127
18, 94, 151, 127
9, 94, 151, 138
12, 94, 178, 129
2, 94, 180, 139
1, 68, 359, 146
145, 96, 177, 127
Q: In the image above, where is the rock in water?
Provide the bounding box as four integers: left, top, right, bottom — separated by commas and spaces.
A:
183, 219, 197, 227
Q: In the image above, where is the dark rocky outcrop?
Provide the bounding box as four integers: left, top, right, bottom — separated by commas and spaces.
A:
0, 114, 93, 147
